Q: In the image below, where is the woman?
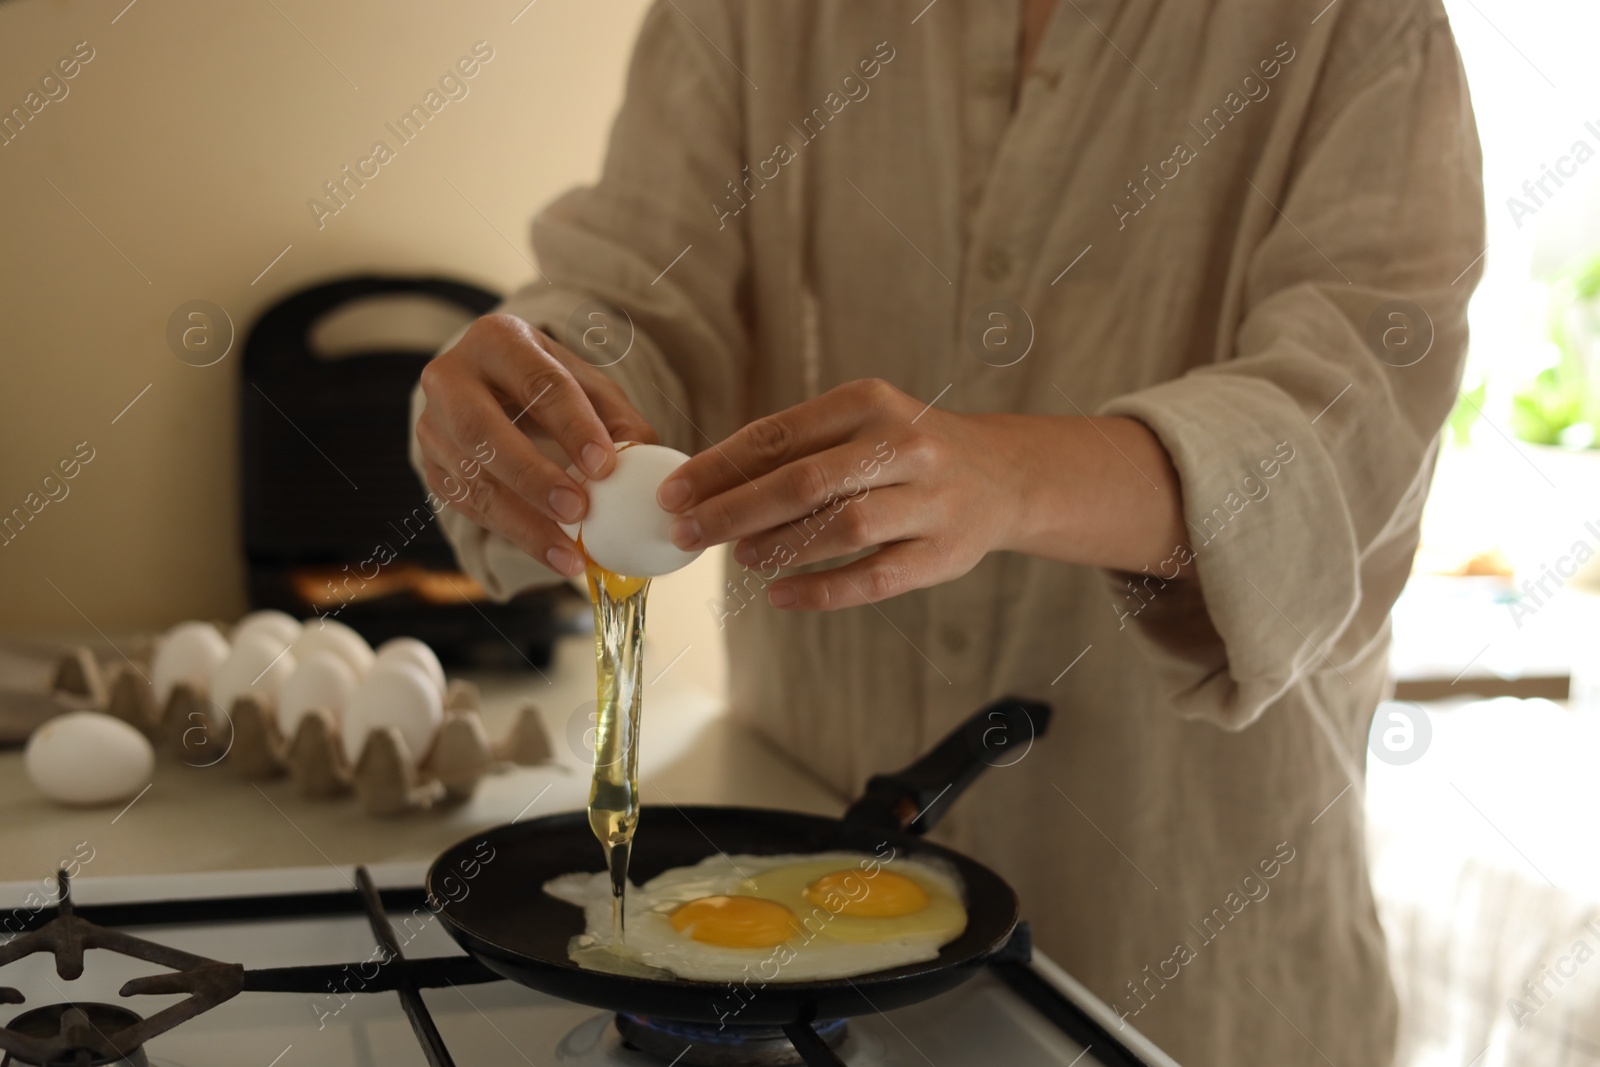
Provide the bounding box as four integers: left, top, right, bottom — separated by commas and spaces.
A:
412, 1, 1484, 1062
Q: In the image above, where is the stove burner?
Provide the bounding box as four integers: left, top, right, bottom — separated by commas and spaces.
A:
0, 870, 243, 1067
0, 1003, 149, 1067
615, 1014, 849, 1066
0, 866, 507, 1067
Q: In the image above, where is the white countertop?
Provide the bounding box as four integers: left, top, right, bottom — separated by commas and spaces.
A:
0, 630, 848, 885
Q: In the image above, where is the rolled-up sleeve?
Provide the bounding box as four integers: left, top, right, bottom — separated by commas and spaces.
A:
1101, 10, 1485, 729
408, 0, 750, 600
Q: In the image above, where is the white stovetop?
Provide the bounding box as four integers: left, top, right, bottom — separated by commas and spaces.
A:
0, 620, 1181, 1066
0, 862, 1162, 1067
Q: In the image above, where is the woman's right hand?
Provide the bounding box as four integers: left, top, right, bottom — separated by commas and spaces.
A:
415, 313, 657, 578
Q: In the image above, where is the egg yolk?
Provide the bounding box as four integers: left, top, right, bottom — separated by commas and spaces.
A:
804, 870, 930, 917
670, 895, 800, 948
585, 562, 648, 601
577, 534, 648, 600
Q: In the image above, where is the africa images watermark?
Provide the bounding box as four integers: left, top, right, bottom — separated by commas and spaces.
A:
0, 39, 96, 149
312, 838, 495, 1029
710, 40, 897, 230
307, 41, 496, 230
708, 841, 900, 1030
1112, 40, 1297, 230
1506, 514, 1600, 629
0, 843, 95, 934
1, 441, 96, 550
1504, 116, 1600, 231
1112, 840, 1297, 1029
1368, 701, 1433, 766
1506, 916, 1600, 1031
1112, 441, 1297, 630
310, 440, 496, 625
705, 440, 896, 629
1110, 290, 1434, 630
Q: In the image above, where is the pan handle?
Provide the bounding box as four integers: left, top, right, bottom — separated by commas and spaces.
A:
842, 696, 1051, 836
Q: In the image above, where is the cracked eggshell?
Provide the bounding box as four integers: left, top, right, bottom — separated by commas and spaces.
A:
289, 619, 375, 679
151, 621, 231, 706
26, 711, 155, 807
342, 662, 442, 766
558, 443, 703, 578
374, 637, 446, 695
278, 651, 361, 739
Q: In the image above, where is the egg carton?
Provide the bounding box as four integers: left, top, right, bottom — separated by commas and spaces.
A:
76, 650, 554, 817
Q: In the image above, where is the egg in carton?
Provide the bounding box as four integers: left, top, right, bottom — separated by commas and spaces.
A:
99, 620, 555, 816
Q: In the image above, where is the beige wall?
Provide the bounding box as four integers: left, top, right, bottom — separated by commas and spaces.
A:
0, 0, 680, 635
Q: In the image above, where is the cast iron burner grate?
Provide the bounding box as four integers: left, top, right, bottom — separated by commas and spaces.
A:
0, 867, 1153, 1067
0, 871, 242, 1067
0, 867, 498, 1067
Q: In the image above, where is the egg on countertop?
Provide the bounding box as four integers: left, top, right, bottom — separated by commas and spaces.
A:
277, 650, 360, 739
374, 637, 446, 694
150, 621, 231, 706
210, 633, 297, 719
341, 662, 442, 765
26, 711, 155, 807
559, 443, 704, 579
544, 851, 967, 983
289, 619, 375, 679
232, 610, 302, 649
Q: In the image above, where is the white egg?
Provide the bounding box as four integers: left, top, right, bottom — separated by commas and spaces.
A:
374, 637, 446, 694
289, 619, 375, 678
210, 633, 297, 719
233, 609, 302, 648
277, 651, 360, 739
150, 621, 230, 706
26, 712, 155, 807
544, 851, 967, 983
342, 662, 442, 765
559, 443, 703, 578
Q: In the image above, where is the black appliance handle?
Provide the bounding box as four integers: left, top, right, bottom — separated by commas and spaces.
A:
842, 696, 1051, 836
242, 275, 501, 376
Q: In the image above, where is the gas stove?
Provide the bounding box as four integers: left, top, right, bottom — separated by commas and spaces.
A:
0, 864, 1176, 1067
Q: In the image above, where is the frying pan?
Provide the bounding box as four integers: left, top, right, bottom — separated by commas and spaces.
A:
428, 696, 1051, 1030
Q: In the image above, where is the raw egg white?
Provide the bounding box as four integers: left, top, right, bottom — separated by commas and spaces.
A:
342, 662, 442, 765
26, 712, 154, 807
277, 650, 360, 739
232, 610, 302, 649
289, 619, 374, 679
544, 851, 967, 983
150, 621, 230, 707
210, 633, 297, 719
374, 637, 446, 694
559, 443, 703, 578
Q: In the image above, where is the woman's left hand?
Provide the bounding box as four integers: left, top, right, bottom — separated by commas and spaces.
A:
653, 378, 1023, 610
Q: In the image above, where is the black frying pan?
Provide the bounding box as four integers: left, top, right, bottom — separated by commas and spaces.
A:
428, 697, 1050, 1029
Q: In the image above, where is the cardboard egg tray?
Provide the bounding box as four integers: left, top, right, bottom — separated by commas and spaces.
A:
57, 647, 554, 817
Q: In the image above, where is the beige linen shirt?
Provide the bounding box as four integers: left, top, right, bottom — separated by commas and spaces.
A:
412, 2, 1484, 1063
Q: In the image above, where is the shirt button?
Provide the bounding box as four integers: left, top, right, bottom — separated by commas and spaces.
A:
978, 68, 1010, 95
982, 248, 1012, 281
939, 624, 969, 654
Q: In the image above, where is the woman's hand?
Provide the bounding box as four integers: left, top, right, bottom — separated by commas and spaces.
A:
654, 379, 1025, 610
415, 313, 657, 577
655, 378, 1188, 611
